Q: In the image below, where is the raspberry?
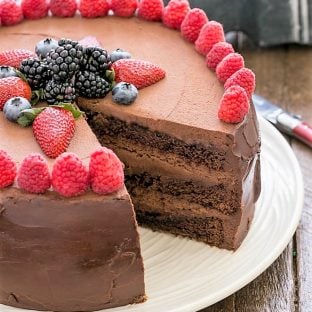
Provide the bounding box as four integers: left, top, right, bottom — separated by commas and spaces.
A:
79, 0, 110, 18
224, 68, 256, 99
138, 0, 163, 21
195, 21, 225, 56
111, 0, 138, 18
218, 85, 249, 123
0, 150, 16, 189
21, 0, 49, 20
181, 8, 208, 43
52, 153, 89, 197
206, 42, 234, 71
216, 52, 244, 83
89, 147, 124, 195
162, 0, 190, 30
50, 0, 77, 17
0, 0, 23, 26
17, 153, 51, 194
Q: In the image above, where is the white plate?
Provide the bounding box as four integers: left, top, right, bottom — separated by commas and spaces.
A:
2, 117, 303, 312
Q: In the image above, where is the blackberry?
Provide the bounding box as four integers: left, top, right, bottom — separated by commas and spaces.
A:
44, 79, 77, 104
75, 71, 111, 98
82, 47, 111, 73
46, 38, 84, 81
19, 58, 49, 89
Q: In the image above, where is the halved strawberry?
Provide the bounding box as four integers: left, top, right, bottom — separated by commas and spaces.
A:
32, 107, 76, 159
0, 77, 32, 110
0, 49, 37, 68
111, 59, 166, 89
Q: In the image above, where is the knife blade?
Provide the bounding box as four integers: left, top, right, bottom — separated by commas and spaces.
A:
252, 94, 312, 148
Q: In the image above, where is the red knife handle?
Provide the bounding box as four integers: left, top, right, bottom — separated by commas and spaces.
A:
293, 122, 312, 147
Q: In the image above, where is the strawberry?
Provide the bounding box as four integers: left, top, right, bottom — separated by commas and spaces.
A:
17, 153, 51, 194
162, 0, 190, 30
32, 107, 76, 159
21, 0, 49, 20
0, 0, 23, 26
216, 52, 245, 83
110, 0, 138, 18
0, 49, 36, 68
181, 8, 208, 43
79, 36, 102, 48
52, 153, 89, 197
50, 0, 77, 17
224, 68, 256, 99
112, 59, 166, 89
206, 42, 234, 71
89, 147, 124, 195
0, 77, 32, 110
79, 0, 110, 18
138, 0, 164, 21
218, 85, 249, 123
195, 21, 225, 56
0, 150, 16, 189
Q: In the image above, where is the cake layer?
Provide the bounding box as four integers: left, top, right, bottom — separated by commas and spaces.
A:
125, 172, 241, 215
84, 109, 259, 180
129, 155, 259, 250
84, 111, 260, 214
0, 113, 145, 311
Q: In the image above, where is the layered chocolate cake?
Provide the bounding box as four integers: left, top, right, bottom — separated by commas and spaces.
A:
0, 2, 261, 311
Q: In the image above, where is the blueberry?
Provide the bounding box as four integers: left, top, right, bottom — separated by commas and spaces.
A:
35, 38, 59, 59
3, 97, 32, 122
112, 82, 138, 105
110, 49, 132, 63
0, 66, 20, 79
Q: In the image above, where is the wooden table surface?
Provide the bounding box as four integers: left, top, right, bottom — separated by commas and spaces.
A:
200, 46, 312, 311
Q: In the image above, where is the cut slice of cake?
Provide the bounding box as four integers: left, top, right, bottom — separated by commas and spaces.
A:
0, 113, 145, 311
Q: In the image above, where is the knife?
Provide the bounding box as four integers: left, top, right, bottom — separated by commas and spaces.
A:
252, 94, 312, 148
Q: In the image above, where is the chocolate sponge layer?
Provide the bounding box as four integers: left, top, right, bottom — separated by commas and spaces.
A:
86, 113, 229, 171
125, 172, 240, 215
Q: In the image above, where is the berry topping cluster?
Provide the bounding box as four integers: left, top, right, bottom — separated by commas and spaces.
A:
0, 0, 258, 154
0, 34, 166, 158
0, 147, 125, 197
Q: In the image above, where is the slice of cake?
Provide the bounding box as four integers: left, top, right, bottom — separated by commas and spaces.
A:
0, 113, 145, 311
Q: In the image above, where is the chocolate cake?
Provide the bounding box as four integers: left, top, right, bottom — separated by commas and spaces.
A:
0, 113, 145, 311
0, 6, 260, 312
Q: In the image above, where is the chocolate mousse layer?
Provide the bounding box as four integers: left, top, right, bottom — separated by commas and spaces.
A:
0, 114, 145, 311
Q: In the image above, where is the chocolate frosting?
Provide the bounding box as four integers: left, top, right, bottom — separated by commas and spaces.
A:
0, 189, 145, 312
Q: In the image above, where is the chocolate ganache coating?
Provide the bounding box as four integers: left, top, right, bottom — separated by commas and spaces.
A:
0, 189, 145, 312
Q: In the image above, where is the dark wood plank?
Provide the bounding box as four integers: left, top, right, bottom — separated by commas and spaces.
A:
282, 47, 312, 312
234, 243, 295, 312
